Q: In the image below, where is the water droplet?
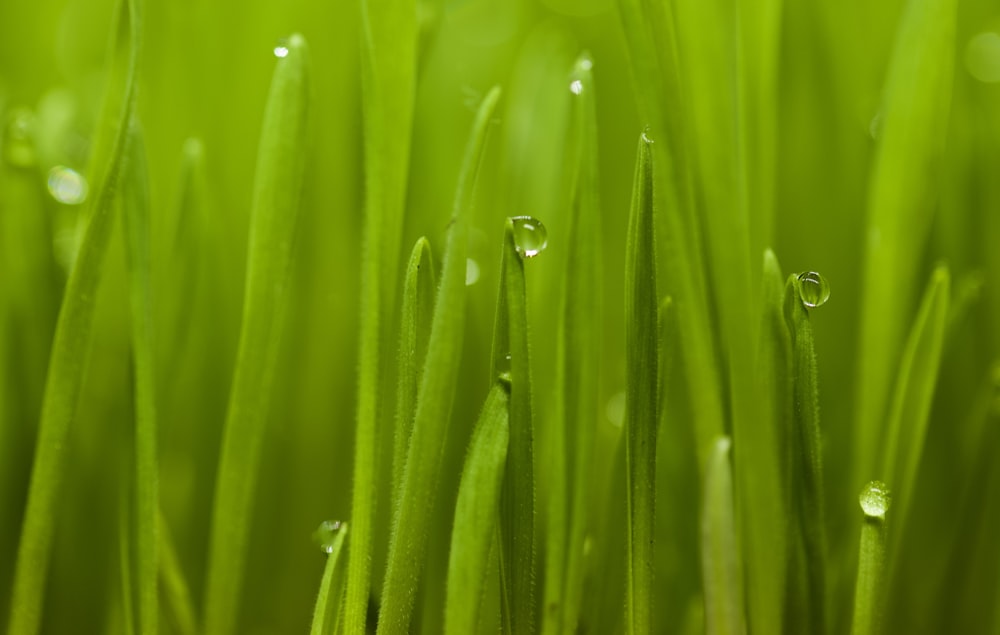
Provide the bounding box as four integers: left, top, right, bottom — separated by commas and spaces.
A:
569, 79, 583, 95
465, 258, 481, 286
859, 481, 890, 518
796, 271, 831, 308
579, 57, 593, 72
312, 520, 343, 553
965, 32, 1000, 83
3, 108, 37, 167
47, 166, 88, 205
606, 390, 626, 428
273, 38, 290, 58
510, 216, 548, 258
641, 126, 654, 144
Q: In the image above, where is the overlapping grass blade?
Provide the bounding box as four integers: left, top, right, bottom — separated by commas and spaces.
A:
202, 33, 310, 635
310, 523, 349, 635
445, 383, 510, 635
376, 86, 500, 635
624, 132, 659, 635
6, 1, 140, 632
159, 509, 196, 635
391, 237, 436, 511
850, 483, 890, 635
853, 0, 958, 487
346, 0, 418, 628
701, 436, 746, 635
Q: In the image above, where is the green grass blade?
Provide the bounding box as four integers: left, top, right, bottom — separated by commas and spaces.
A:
853, 0, 958, 487
391, 237, 436, 512
445, 383, 510, 635
119, 477, 136, 635
493, 217, 537, 635
554, 52, 602, 635
310, 523, 349, 635
624, 132, 658, 635
6, 1, 140, 632
376, 85, 501, 635
850, 482, 890, 635
783, 274, 829, 635
159, 509, 197, 635
121, 124, 158, 635
346, 0, 418, 627
701, 436, 746, 635
202, 33, 311, 635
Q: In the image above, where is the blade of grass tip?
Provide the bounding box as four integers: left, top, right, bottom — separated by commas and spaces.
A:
701, 436, 747, 635
376, 85, 501, 635
346, 0, 418, 628
850, 482, 891, 635
445, 383, 511, 635
734, 249, 790, 635
6, 1, 140, 632
391, 237, 436, 512
310, 523, 349, 635
853, 0, 958, 489
493, 218, 538, 635
878, 267, 949, 559
202, 33, 310, 635
121, 123, 158, 635
624, 131, 658, 635
158, 508, 197, 635
782, 274, 829, 635
555, 52, 602, 635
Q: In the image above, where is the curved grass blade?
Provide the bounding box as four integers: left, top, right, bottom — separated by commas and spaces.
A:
6, 1, 140, 632
345, 0, 419, 627
854, 0, 958, 487
493, 218, 537, 635
376, 86, 501, 635
701, 436, 746, 635
159, 509, 196, 635
624, 132, 659, 635
850, 482, 890, 635
391, 237, 436, 512
445, 383, 510, 635
310, 523, 349, 635
783, 274, 829, 635
202, 33, 311, 635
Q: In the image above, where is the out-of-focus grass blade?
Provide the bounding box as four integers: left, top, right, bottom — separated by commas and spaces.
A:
202, 33, 310, 635
879, 267, 949, 551
121, 124, 158, 635
445, 383, 510, 635
391, 237, 436, 511
119, 476, 136, 635
346, 0, 418, 628
853, 0, 958, 487
159, 509, 196, 635
6, 1, 140, 632
552, 52, 601, 635
850, 482, 891, 635
701, 436, 746, 635
624, 132, 658, 635
783, 274, 829, 635
492, 226, 537, 632
310, 523, 349, 635
376, 86, 500, 635
734, 249, 789, 635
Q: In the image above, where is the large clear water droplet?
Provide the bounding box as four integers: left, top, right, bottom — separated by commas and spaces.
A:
312, 520, 343, 553
859, 481, 890, 518
511, 216, 548, 258
47, 166, 88, 205
797, 271, 831, 308
3, 108, 37, 168
965, 32, 1000, 83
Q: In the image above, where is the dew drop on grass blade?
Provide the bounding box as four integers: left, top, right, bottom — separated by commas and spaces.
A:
310, 522, 349, 635
851, 482, 891, 635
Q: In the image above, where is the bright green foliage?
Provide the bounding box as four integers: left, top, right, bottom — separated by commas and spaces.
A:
310, 522, 348, 635
851, 483, 890, 635
701, 436, 746, 635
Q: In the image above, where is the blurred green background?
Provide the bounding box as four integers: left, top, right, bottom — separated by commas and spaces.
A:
2, 0, 1000, 632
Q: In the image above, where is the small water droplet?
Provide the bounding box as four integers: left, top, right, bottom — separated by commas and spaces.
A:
312, 520, 343, 553
273, 38, 290, 58
579, 57, 593, 72
497, 353, 513, 386
510, 216, 548, 258
965, 32, 1000, 83
606, 390, 626, 428
465, 258, 481, 286
641, 126, 654, 144
3, 108, 37, 167
796, 271, 831, 308
47, 166, 88, 205
569, 79, 583, 95
859, 481, 891, 518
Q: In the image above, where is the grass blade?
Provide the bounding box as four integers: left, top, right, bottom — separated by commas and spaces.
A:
624, 132, 658, 635
445, 383, 510, 635
159, 509, 197, 635
701, 436, 746, 635
202, 33, 311, 635
6, 1, 140, 632
346, 0, 418, 627
850, 482, 891, 635
310, 523, 349, 635
391, 237, 436, 512
854, 0, 958, 487
376, 85, 501, 635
